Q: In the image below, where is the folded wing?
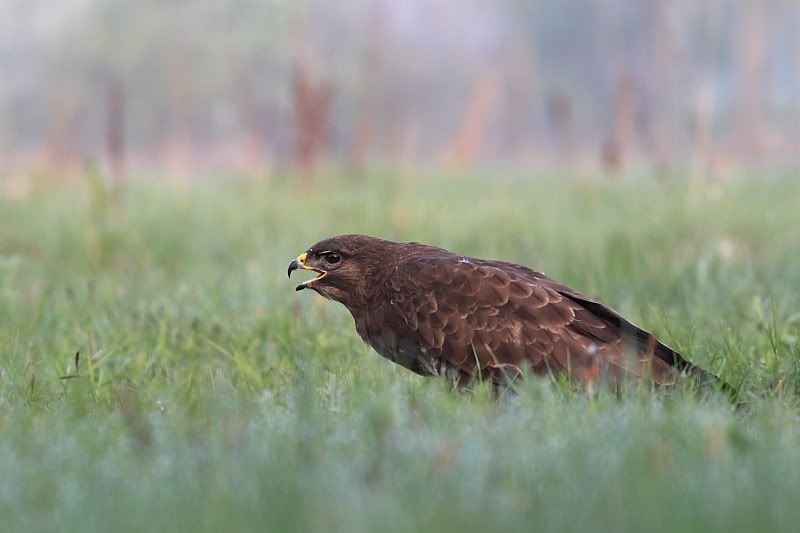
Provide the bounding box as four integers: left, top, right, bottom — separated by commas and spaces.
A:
383, 255, 690, 387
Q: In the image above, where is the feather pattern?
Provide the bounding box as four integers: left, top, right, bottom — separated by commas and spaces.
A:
291, 235, 726, 392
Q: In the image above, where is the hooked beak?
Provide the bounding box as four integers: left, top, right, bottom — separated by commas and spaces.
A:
287, 252, 328, 291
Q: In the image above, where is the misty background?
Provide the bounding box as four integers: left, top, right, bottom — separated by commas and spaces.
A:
2, 0, 799, 180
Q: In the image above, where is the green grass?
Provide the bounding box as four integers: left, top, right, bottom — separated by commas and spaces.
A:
1, 170, 800, 532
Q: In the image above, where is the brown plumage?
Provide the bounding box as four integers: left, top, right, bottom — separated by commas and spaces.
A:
288, 234, 723, 392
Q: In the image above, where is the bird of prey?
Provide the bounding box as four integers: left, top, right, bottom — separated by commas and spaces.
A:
288, 234, 724, 392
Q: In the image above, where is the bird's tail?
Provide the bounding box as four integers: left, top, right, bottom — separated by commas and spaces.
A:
658, 343, 744, 407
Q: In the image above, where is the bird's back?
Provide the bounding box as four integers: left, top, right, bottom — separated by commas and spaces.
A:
353, 252, 722, 391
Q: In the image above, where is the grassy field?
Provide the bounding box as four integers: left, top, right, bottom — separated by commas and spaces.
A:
1, 170, 800, 532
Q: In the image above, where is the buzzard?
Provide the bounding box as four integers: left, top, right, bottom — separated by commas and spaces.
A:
288, 234, 725, 393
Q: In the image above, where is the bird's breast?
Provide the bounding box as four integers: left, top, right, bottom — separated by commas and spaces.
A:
364, 327, 465, 381
365, 328, 420, 370
354, 305, 452, 378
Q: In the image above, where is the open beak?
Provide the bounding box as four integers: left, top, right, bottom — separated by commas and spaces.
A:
287, 252, 327, 291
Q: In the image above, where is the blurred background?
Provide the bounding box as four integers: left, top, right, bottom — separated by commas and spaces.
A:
2, 0, 799, 184
4, 5, 800, 530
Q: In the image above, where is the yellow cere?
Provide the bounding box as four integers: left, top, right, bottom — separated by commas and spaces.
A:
295, 251, 327, 285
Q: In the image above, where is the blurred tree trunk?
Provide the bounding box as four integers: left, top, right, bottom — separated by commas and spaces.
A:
546, 90, 575, 164
446, 69, 500, 170
644, 1, 678, 174
602, 73, 637, 175
106, 77, 126, 195
164, 59, 193, 182
291, 62, 331, 182
45, 94, 79, 176
732, 3, 767, 157
689, 80, 717, 184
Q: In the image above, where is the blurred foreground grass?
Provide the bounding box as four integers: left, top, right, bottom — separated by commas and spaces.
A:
1, 171, 800, 532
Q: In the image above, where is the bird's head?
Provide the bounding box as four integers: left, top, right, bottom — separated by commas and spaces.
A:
288, 234, 397, 306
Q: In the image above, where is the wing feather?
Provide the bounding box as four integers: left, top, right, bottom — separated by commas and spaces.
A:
381, 255, 685, 387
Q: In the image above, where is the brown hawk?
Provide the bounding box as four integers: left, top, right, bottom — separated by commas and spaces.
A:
288, 234, 726, 392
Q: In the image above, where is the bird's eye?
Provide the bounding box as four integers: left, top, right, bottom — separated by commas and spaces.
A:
324, 252, 341, 265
